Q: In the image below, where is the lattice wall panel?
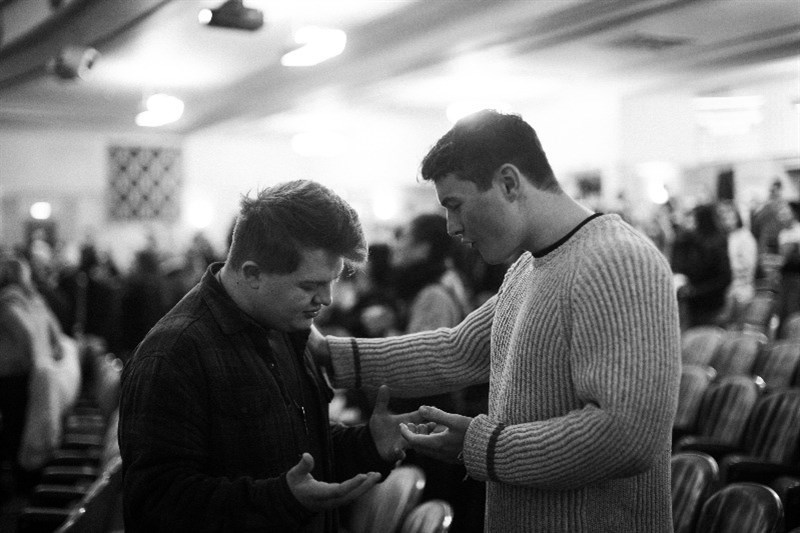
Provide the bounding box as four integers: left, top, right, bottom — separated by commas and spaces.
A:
107, 146, 182, 221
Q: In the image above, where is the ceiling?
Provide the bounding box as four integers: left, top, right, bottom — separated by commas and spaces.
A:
0, 0, 798, 135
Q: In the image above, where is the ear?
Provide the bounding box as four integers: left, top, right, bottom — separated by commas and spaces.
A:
240, 261, 262, 289
494, 163, 523, 201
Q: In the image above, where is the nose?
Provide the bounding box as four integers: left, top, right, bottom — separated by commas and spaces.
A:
446, 213, 463, 238
313, 284, 333, 307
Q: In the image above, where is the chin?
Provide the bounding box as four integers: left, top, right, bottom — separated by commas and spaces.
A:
289, 318, 315, 331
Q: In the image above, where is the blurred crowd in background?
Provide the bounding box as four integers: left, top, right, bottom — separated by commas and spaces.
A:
1, 178, 799, 530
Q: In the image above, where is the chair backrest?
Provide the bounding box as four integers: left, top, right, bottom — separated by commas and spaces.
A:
671, 452, 719, 533
94, 354, 123, 423
742, 388, 800, 464
675, 365, 717, 433
400, 499, 454, 533
100, 409, 120, 470
682, 326, 726, 366
54, 455, 123, 533
695, 482, 783, 533
695, 375, 764, 444
752, 341, 800, 390
742, 292, 780, 340
780, 311, 800, 341
711, 331, 767, 377
348, 465, 426, 533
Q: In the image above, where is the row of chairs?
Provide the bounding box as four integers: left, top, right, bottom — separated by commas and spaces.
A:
672, 376, 800, 532
674, 373, 800, 473
672, 451, 800, 533
15, 349, 123, 533
721, 287, 800, 342
346, 465, 453, 533
681, 327, 800, 388
19, 442, 452, 533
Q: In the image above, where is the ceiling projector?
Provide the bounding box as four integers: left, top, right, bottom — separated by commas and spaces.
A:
199, 0, 264, 31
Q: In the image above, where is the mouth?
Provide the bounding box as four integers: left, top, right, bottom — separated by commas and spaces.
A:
303, 309, 321, 318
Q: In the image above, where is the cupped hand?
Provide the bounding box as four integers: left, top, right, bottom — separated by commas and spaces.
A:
287, 453, 381, 512
399, 405, 473, 464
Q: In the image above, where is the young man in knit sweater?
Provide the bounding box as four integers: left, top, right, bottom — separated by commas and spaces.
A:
310, 110, 681, 532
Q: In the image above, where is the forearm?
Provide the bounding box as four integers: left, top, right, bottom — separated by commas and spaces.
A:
463, 401, 673, 489
328, 297, 494, 396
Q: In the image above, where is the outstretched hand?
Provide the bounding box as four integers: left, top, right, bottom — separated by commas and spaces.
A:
368, 385, 429, 462
399, 405, 473, 464
287, 453, 381, 512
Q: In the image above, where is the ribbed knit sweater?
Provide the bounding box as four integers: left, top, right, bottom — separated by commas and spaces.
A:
329, 214, 681, 532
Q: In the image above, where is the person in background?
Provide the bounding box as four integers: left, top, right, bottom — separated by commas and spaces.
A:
349, 243, 401, 339
390, 213, 471, 335
59, 243, 122, 350
0, 255, 65, 496
672, 202, 732, 328
777, 201, 800, 336
717, 200, 758, 327
119, 180, 423, 532
119, 249, 172, 361
751, 178, 791, 282
309, 110, 680, 532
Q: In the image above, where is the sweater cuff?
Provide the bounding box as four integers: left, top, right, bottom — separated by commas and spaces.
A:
328, 336, 360, 389
250, 473, 315, 528
464, 414, 505, 482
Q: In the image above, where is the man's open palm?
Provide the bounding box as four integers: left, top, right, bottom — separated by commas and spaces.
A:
286, 453, 381, 512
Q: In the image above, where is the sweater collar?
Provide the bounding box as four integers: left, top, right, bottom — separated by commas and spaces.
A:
532, 213, 605, 259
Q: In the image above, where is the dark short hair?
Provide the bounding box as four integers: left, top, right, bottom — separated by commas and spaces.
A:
693, 203, 723, 236
227, 180, 366, 274
407, 213, 452, 265
420, 109, 560, 192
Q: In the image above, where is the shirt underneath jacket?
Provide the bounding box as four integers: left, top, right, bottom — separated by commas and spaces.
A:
119, 263, 393, 532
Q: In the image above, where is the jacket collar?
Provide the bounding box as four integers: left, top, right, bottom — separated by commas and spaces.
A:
200, 262, 311, 351
201, 262, 258, 335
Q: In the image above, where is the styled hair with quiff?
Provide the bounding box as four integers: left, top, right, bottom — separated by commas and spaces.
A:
227, 180, 366, 274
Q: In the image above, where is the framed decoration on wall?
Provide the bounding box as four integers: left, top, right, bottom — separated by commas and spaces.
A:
107, 145, 182, 221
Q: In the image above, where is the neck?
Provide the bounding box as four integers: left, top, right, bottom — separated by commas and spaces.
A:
523, 192, 594, 253
217, 265, 251, 316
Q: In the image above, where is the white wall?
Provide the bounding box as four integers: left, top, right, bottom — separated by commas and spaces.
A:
618, 74, 800, 216
0, 127, 183, 269
182, 110, 449, 249
2, 73, 798, 269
